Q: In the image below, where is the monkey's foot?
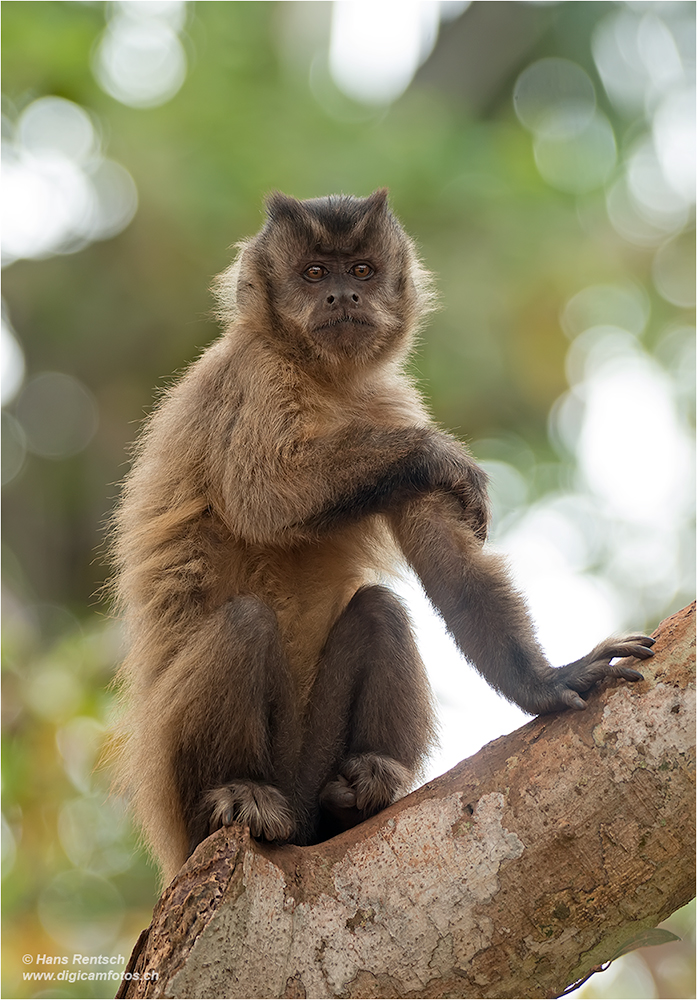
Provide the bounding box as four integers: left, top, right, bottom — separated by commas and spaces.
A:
321, 753, 412, 817
204, 781, 295, 841
536, 634, 655, 713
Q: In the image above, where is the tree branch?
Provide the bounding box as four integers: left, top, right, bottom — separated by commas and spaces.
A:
118, 603, 695, 1000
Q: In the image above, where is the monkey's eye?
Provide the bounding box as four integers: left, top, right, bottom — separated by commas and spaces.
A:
349, 262, 374, 279
303, 264, 328, 281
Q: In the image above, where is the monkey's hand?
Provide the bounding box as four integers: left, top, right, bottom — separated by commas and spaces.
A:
204, 781, 295, 841
401, 430, 491, 541
530, 634, 655, 714
446, 451, 490, 541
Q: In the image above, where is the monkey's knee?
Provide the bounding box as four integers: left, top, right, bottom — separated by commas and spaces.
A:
222, 594, 280, 643
345, 583, 409, 617
338, 584, 413, 642
215, 595, 290, 690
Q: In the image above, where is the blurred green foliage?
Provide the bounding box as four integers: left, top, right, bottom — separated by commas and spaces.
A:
2, 3, 694, 998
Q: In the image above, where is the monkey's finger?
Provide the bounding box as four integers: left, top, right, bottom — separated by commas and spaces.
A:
605, 636, 655, 658
615, 666, 644, 681
624, 634, 655, 646
561, 689, 587, 711
612, 643, 655, 661
562, 657, 645, 693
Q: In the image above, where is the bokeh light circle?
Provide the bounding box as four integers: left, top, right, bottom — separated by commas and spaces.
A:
94, 18, 187, 109
514, 58, 596, 136
15, 372, 99, 459
38, 870, 124, 952
653, 231, 696, 308
533, 111, 617, 194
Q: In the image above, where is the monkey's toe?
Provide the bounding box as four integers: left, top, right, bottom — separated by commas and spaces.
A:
341, 753, 412, 815
320, 775, 357, 810
205, 781, 295, 841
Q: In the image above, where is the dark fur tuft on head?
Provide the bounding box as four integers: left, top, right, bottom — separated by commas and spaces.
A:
265, 189, 389, 241
261, 190, 392, 256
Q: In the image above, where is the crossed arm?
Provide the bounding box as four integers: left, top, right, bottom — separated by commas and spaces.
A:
220, 419, 653, 711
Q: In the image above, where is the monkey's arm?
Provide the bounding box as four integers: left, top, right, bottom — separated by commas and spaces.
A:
388, 492, 654, 714
219, 423, 489, 546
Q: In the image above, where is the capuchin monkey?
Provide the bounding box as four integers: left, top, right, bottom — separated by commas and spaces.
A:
112, 190, 654, 884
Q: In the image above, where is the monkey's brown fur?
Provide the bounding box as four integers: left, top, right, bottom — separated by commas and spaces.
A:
112, 191, 654, 884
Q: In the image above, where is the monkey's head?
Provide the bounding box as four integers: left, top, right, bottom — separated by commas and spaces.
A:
215, 190, 435, 369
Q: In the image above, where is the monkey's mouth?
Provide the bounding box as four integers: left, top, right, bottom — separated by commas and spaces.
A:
314, 314, 372, 334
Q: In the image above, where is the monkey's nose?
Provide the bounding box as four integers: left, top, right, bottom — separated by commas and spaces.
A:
326, 292, 359, 306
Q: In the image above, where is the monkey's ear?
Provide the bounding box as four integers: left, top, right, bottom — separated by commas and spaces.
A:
365, 188, 390, 213
265, 191, 305, 223
359, 189, 392, 234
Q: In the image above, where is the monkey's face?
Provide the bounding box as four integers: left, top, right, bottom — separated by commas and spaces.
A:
249, 191, 425, 368
285, 249, 400, 364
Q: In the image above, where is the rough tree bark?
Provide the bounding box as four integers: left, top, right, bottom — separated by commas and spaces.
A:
117, 603, 695, 1000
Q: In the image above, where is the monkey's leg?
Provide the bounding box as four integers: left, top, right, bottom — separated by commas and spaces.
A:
167, 596, 300, 854
390, 493, 654, 716
300, 585, 436, 839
